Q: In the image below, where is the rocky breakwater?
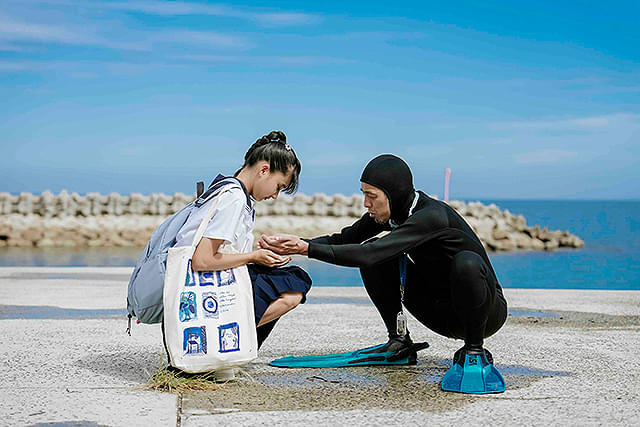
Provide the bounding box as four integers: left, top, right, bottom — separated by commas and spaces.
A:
0, 191, 584, 251
448, 200, 584, 251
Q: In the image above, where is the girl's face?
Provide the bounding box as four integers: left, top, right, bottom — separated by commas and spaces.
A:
253, 163, 293, 201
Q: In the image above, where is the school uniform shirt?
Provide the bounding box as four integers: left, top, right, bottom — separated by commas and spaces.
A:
175, 186, 255, 253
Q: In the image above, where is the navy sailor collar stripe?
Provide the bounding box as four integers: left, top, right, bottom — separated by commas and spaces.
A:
195, 174, 253, 210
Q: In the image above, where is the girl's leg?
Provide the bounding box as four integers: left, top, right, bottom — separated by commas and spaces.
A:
256, 291, 302, 349
248, 264, 311, 349
256, 318, 278, 349
258, 291, 303, 327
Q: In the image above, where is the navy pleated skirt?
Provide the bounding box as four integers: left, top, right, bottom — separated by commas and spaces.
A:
247, 263, 312, 348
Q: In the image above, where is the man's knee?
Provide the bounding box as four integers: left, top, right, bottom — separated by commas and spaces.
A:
451, 251, 486, 283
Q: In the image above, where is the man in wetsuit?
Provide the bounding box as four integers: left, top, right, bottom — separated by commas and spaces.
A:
259, 154, 508, 393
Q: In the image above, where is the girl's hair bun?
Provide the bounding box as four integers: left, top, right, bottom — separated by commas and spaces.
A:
238, 131, 300, 193
258, 130, 286, 146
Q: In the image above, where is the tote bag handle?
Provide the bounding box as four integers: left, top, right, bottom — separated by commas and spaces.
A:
189, 184, 240, 257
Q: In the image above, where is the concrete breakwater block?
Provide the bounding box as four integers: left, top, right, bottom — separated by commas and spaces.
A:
0, 192, 584, 251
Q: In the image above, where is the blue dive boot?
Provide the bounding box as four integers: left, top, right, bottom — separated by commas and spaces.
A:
441, 347, 506, 394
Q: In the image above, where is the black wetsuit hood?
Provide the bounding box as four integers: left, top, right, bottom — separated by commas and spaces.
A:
360, 154, 415, 224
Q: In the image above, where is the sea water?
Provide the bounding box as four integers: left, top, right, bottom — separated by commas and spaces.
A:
1, 201, 638, 290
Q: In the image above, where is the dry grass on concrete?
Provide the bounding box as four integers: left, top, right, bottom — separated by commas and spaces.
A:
137, 366, 226, 395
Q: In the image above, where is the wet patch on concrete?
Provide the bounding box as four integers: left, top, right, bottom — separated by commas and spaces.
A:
0, 272, 131, 282
509, 309, 560, 318
181, 357, 572, 414
259, 369, 395, 388
498, 364, 571, 377
183, 365, 472, 414
0, 305, 125, 320
500, 365, 572, 390
506, 307, 640, 329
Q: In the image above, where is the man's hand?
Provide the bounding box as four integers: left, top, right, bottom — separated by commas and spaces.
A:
251, 249, 291, 267
258, 233, 309, 256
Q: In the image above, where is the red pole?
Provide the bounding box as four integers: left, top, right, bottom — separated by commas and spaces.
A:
444, 168, 451, 203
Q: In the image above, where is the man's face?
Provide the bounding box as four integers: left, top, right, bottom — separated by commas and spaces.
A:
361, 182, 391, 223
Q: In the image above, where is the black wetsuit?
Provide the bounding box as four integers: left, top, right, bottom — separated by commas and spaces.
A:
308, 190, 507, 348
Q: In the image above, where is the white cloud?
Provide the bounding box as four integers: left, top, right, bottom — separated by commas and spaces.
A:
490, 113, 640, 132
157, 31, 250, 48
265, 56, 354, 66
0, 15, 153, 50
172, 54, 353, 66
99, 1, 227, 16
0, 14, 250, 51
0, 60, 183, 76
172, 54, 240, 63
27, 0, 319, 26
515, 149, 579, 164
252, 12, 319, 26
567, 116, 611, 128
0, 18, 86, 44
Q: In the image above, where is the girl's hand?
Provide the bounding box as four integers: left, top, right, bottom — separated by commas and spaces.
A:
252, 249, 291, 267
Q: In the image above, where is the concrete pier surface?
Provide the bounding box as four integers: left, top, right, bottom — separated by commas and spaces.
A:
1, 266, 639, 426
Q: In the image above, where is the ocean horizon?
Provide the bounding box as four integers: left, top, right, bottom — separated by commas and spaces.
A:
1, 200, 638, 291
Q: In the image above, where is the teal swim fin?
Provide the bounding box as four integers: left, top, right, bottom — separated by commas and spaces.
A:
441, 347, 506, 394
270, 338, 429, 368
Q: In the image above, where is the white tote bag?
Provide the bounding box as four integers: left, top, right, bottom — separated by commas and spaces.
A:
163, 188, 258, 373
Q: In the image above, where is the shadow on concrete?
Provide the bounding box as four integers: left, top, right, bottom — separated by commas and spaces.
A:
76, 349, 166, 385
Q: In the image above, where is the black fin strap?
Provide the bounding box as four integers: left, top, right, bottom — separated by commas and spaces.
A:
386, 341, 430, 362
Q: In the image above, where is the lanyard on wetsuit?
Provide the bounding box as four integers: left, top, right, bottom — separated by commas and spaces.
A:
397, 254, 408, 336
395, 192, 418, 337
399, 254, 407, 301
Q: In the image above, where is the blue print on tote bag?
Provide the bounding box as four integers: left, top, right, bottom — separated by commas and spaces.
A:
218, 322, 240, 353
179, 291, 197, 322
216, 269, 236, 286
185, 259, 196, 287
198, 271, 216, 286
183, 326, 207, 355
202, 292, 219, 319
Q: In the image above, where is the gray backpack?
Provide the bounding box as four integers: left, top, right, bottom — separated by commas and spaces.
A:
126, 176, 241, 330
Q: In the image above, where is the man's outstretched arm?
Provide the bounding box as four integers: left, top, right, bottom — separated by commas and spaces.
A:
309, 209, 447, 268
311, 213, 389, 245
258, 213, 388, 255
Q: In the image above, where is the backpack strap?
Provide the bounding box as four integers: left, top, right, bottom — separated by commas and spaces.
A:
195, 175, 251, 208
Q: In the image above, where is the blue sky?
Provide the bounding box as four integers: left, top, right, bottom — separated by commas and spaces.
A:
1, 1, 638, 200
